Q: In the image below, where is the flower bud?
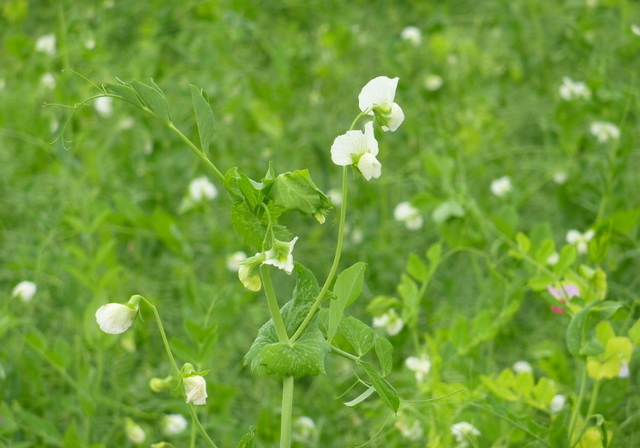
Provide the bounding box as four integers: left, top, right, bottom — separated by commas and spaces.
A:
183, 375, 207, 405
95, 295, 141, 334
150, 376, 173, 393
161, 414, 188, 435
125, 418, 146, 444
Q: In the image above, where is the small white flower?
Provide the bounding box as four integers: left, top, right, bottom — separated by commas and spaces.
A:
619, 361, 630, 378
95, 297, 140, 334
400, 26, 422, 46
35, 34, 56, 56
292, 416, 317, 442
424, 74, 444, 91
94, 96, 113, 117
125, 418, 146, 444
118, 117, 135, 130
547, 252, 560, 266
161, 414, 188, 435
40, 72, 56, 90
12, 281, 37, 302
405, 356, 431, 383
395, 419, 423, 441
553, 172, 568, 184
331, 122, 381, 180
188, 176, 218, 202
566, 229, 595, 255
350, 227, 364, 244
559, 77, 591, 101
239, 263, 262, 291
393, 201, 423, 230
451, 422, 481, 448
358, 76, 404, 132
84, 38, 96, 50
263, 237, 298, 275
550, 394, 566, 413
372, 309, 404, 336
490, 176, 512, 198
590, 121, 620, 143
183, 375, 207, 405
226, 251, 247, 272
513, 360, 533, 374
632, 24, 640, 36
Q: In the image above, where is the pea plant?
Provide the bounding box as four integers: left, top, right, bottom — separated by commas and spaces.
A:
71, 75, 405, 447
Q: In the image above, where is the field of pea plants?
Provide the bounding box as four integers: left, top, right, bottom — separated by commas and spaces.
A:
2, 1, 640, 447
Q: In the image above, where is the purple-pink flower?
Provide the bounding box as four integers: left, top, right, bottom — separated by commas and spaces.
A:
547, 284, 580, 314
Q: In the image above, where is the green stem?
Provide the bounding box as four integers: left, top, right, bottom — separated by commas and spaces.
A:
586, 380, 601, 419
469, 403, 551, 447
568, 363, 588, 442
330, 344, 360, 362
167, 123, 225, 183
186, 404, 219, 448
349, 110, 370, 131
290, 166, 348, 343
280, 376, 295, 448
260, 266, 290, 343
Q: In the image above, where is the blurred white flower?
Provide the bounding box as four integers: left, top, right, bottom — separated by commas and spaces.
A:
424, 74, 444, 91
451, 422, 481, 448
358, 76, 404, 132
0, 79, 5, 92
292, 416, 317, 442
393, 201, 423, 230
40, 72, 56, 90
546, 252, 559, 265
95, 296, 140, 334
161, 414, 188, 435
395, 418, 423, 440
566, 229, 594, 255
405, 355, 431, 383
125, 418, 146, 444
118, 117, 135, 130
400, 26, 422, 46
226, 251, 247, 272
327, 188, 342, 207
590, 121, 620, 143
263, 237, 298, 275
619, 361, 630, 378
12, 281, 37, 302
183, 375, 207, 405
513, 360, 533, 374
550, 394, 566, 413
188, 176, 218, 202
373, 309, 404, 336
50, 119, 59, 134
35, 34, 56, 56
350, 227, 364, 244
94, 96, 113, 117
84, 38, 96, 50
490, 176, 512, 198
553, 171, 568, 184
559, 77, 591, 101
331, 122, 381, 180
632, 24, 640, 36
585, 0, 598, 7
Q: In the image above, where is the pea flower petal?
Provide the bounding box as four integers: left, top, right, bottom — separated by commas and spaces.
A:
183, 375, 207, 405
95, 300, 139, 334
358, 76, 405, 132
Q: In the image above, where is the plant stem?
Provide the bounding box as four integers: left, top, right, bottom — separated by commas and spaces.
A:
260, 266, 290, 343
280, 376, 295, 448
568, 363, 588, 443
586, 379, 601, 419
186, 404, 219, 448
167, 123, 225, 183
330, 345, 360, 362
290, 166, 348, 343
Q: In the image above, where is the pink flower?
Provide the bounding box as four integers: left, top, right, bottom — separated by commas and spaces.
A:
547, 284, 579, 314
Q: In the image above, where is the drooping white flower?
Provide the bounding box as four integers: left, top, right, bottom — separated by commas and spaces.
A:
94, 96, 113, 117
393, 201, 423, 230
395, 418, 423, 440
550, 394, 566, 413
405, 355, 431, 383
161, 414, 188, 435
188, 176, 218, 202
35, 34, 56, 56
566, 229, 595, 255
553, 172, 568, 184
95, 296, 140, 334
513, 360, 533, 374
451, 422, 481, 448
12, 281, 37, 302
546, 252, 560, 265
358, 76, 404, 132
372, 309, 404, 336
226, 251, 247, 272
40, 73, 56, 90
490, 176, 512, 198
125, 418, 146, 444
183, 375, 207, 405
400, 26, 422, 46
263, 237, 299, 275
292, 416, 317, 442
559, 77, 591, 101
424, 74, 444, 91
238, 263, 262, 291
331, 122, 381, 180
590, 121, 620, 143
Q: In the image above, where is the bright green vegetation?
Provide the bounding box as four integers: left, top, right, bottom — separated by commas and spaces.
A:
2, 1, 640, 447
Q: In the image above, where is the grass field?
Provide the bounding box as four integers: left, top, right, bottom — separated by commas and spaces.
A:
2, 1, 640, 447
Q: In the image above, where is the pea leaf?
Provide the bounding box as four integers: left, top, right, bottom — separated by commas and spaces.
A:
129, 79, 172, 123
268, 170, 332, 217
361, 362, 399, 413
230, 201, 290, 251
375, 336, 393, 376
566, 301, 598, 357
237, 426, 256, 448
344, 386, 375, 408
104, 80, 144, 107
406, 253, 428, 282
328, 262, 367, 341
339, 316, 375, 357
190, 85, 216, 154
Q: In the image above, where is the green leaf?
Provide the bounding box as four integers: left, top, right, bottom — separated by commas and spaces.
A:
549, 408, 570, 448
554, 244, 576, 277
532, 377, 556, 405
190, 85, 216, 153
237, 426, 256, 448
513, 372, 534, 397
427, 242, 442, 266
528, 275, 554, 291
534, 238, 556, 265
230, 201, 290, 252
375, 336, 393, 376
595, 321, 615, 346
130, 79, 172, 123
579, 339, 604, 357
450, 315, 470, 353
328, 262, 367, 341
628, 318, 640, 345
366, 295, 402, 316
566, 301, 599, 357
406, 253, 428, 282
398, 274, 420, 328
268, 170, 332, 217
63, 420, 83, 448
339, 316, 375, 357
361, 362, 399, 413
171, 337, 198, 362
344, 386, 375, 408
104, 81, 144, 107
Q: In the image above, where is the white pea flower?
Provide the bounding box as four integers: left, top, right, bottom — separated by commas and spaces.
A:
358, 76, 404, 132
125, 418, 146, 444
451, 422, 481, 448
350, 227, 364, 244
405, 355, 431, 383
513, 360, 533, 374
372, 309, 404, 336
40, 72, 56, 90
292, 416, 317, 442
619, 361, 630, 378
550, 394, 566, 413
95, 296, 140, 334
239, 263, 262, 291
632, 24, 640, 36
84, 38, 96, 50
393, 201, 423, 230
118, 117, 135, 130
566, 229, 595, 255
490, 176, 512, 198
94, 96, 113, 117
188, 176, 218, 202
263, 237, 298, 275
553, 172, 568, 184
161, 413, 188, 435
546, 252, 560, 266
226, 251, 247, 272
400, 26, 422, 46
590, 121, 620, 143
559, 77, 591, 101
424, 74, 444, 91
35, 34, 56, 56
331, 122, 381, 180
395, 418, 423, 440
183, 375, 207, 405
12, 281, 37, 302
